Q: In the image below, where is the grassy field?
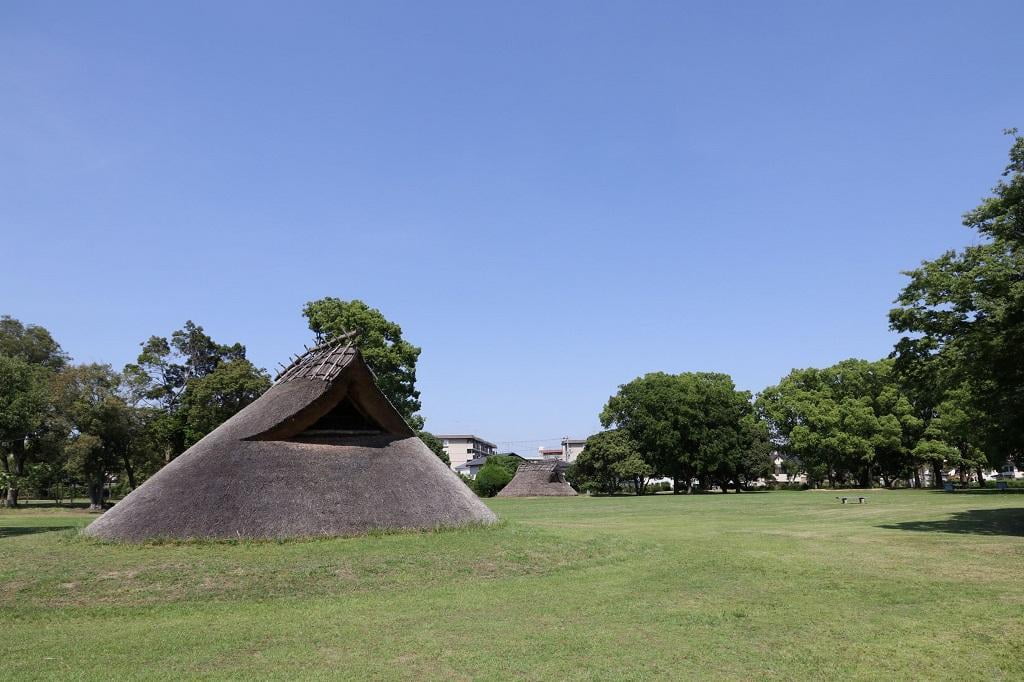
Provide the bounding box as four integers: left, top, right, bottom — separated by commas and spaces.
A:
2, 490, 1022, 680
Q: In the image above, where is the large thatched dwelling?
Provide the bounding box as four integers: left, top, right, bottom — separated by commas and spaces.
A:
496, 460, 577, 497
85, 338, 497, 541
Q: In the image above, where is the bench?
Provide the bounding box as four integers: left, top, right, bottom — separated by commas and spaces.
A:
943, 482, 956, 492
835, 496, 867, 504
996, 481, 1009, 491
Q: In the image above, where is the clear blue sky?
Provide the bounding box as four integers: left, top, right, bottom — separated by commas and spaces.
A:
3, 1, 1022, 452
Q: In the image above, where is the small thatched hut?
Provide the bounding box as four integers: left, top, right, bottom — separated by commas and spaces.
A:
496, 460, 577, 497
85, 337, 496, 541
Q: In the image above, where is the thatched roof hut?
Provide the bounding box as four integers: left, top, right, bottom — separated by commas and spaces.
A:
496, 460, 577, 497
85, 338, 496, 541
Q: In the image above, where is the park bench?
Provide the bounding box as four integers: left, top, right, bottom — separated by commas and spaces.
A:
835, 496, 866, 504
943, 482, 956, 492
996, 481, 1009, 491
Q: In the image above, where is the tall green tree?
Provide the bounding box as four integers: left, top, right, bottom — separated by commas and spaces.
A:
0, 316, 67, 369
179, 359, 271, 448
124, 321, 268, 462
757, 359, 920, 488
890, 130, 1024, 466
568, 430, 634, 495
0, 317, 66, 506
601, 372, 757, 493
0, 356, 52, 506
302, 298, 423, 429
55, 364, 134, 510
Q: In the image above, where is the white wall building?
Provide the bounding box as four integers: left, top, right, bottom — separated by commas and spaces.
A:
436, 435, 497, 472
561, 437, 586, 463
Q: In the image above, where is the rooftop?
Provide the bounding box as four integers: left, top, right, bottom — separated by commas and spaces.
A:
436, 434, 497, 448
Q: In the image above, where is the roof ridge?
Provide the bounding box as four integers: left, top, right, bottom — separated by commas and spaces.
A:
274, 331, 359, 384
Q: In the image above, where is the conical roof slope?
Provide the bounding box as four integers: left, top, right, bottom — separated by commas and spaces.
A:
496, 460, 578, 497
85, 339, 496, 541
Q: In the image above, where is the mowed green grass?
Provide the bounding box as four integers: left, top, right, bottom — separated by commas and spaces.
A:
2, 490, 1022, 680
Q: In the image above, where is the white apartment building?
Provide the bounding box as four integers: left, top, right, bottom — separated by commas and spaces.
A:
436, 435, 497, 472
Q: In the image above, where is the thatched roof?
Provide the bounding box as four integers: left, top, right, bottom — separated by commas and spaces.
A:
85, 339, 496, 541
496, 460, 577, 497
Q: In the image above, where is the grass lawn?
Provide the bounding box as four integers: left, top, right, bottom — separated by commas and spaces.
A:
2, 489, 1022, 680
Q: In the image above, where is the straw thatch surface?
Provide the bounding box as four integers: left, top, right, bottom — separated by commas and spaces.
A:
85, 346, 496, 541
496, 460, 578, 497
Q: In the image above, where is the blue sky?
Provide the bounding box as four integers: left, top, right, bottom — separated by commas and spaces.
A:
3, 1, 1022, 452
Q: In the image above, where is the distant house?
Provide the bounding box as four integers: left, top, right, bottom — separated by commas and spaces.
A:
770, 452, 806, 484
436, 434, 497, 473
561, 437, 587, 463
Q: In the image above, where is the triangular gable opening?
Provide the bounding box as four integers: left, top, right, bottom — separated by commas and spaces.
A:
289, 395, 385, 442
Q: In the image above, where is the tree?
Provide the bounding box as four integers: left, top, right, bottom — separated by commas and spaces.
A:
0, 315, 67, 369
758, 359, 921, 488
0, 317, 66, 506
600, 372, 758, 493
567, 430, 632, 495
179, 359, 270, 448
890, 130, 1024, 466
0, 356, 52, 506
55, 364, 134, 510
473, 459, 513, 497
418, 431, 449, 465
727, 415, 774, 492
302, 298, 423, 428
124, 321, 266, 462
482, 455, 523, 478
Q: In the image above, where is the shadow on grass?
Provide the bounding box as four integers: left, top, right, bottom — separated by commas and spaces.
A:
0, 525, 77, 539
879, 508, 1024, 537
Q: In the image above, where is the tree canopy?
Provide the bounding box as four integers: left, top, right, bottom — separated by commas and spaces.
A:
599, 372, 763, 493
757, 359, 920, 488
303, 298, 423, 429
890, 129, 1024, 468
124, 321, 269, 461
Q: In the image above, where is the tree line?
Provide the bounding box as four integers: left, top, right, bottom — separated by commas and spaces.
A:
4, 132, 1021, 502
570, 130, 1024, 494
0, 298, 446, 508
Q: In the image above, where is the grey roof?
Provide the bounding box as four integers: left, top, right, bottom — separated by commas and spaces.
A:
85, 343, 496, 541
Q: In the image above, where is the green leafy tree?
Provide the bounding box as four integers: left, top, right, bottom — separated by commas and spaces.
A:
567, 430, 632, 494
0, 317, 66, 506
890, 130, 1024, 467
179, 359, 270, 448
0, 316, 67, 369
418, 431, 449, 465
601, 372, 758, 493
758, 359, 921, 488
473, 458, 513, 497
0, 356, 52, 506
302, 298, 423, 429
124, 321, 266, 463
55, 364, 135, 510
482, 455, 522, 478
725, 415, 774, 491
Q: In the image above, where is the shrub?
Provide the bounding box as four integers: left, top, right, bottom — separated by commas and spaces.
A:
474, 462, 513, 497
